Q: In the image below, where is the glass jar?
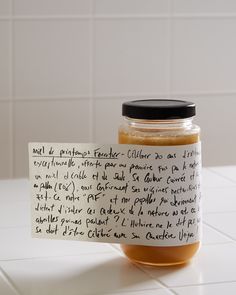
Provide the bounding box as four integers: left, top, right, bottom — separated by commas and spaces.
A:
118, 99, 201, 266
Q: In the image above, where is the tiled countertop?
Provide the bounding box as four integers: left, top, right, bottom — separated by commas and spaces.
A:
1, 166, 236, 295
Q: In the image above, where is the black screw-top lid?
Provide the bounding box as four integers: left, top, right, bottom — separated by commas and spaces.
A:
122, 99, 196, 120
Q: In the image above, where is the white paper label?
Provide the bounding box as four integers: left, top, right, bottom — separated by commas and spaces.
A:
29, 142, 202, 247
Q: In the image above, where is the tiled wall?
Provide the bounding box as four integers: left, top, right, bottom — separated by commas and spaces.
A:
1, 0, 236, 178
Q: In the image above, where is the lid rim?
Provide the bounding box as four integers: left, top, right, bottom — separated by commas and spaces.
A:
122, 99, 196, 120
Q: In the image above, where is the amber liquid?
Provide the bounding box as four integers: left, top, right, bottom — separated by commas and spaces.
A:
118, 128, 200, 266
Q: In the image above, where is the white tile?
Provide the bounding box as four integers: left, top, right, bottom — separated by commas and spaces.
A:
188, 96, 236, 167
0, 102, 11, 179
0, 227, 112, 260
94, 19, 169, 96
203, 187, 236, 213
0, 21, 10, 99
110, 243, 122, 252
14, 20, 90, 98
94, 0, 169, 15
142, 243, 236, 287
204, 212, 236, 240
172, 0, 236, 14
172, 19, 236, 93
0, 271, 18, 295
13, 0, 91, 15
0, 253, 161, 295
0, 179, 30, 201
13, 99, 90, 177
202, 169, 235, 188
173, 282, 236, 295
202, 224, 232, 245
0, 0, 11, 16
210, 166, 236, 183
0, 201, 30, 228
94, 97, 127, 143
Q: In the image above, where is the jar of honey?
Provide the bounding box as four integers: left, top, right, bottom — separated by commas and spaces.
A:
118, 99, 201, 266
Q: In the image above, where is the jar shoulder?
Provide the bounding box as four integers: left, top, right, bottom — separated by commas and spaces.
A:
119, 123, 200, 137
118, 123, 200, 145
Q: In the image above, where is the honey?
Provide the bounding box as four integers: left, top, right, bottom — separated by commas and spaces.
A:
118, 99, 201, 266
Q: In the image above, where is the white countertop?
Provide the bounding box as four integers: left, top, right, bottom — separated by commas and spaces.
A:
1, 166, 236, 295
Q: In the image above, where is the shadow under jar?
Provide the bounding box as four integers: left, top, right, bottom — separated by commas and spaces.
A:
118, 99, 201, 266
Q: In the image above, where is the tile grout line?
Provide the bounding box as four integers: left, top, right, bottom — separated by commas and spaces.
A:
8, 0, 14, 178
169, 279, 236, 289
134, 263, 177, 295
3, 13, 236, 20
87, 13, 236, 19
204, 210, 236, 215
169, 290, 179, 295
203, 220, 236, 242
207, 167, 236, 185
8, 95, 14, 178
103, 287, 176, 295
203, 222, 235, 242
169, 288, 179, 295
203, 241, 235, 246
167, 0, 173, 97
203, 184, 236, 190
8, 90, 236, 102
12, 0, 16, 178
0, 250, 115, 263
0, 265, 22, 295
12, 96, 91, 102
203, 185, 236, 189
89, 0, 94, 142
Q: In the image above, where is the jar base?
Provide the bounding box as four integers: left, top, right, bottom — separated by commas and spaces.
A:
125, 256, 190, 267
120, 242, 200, 267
